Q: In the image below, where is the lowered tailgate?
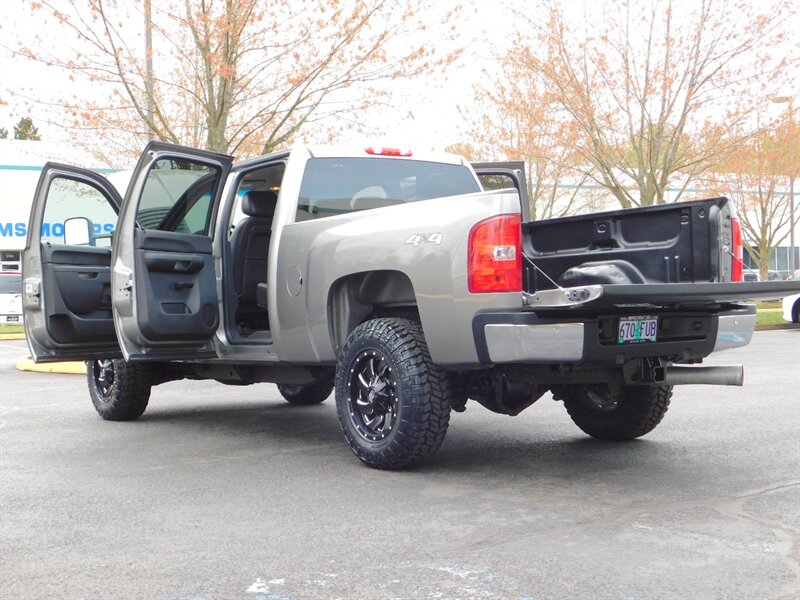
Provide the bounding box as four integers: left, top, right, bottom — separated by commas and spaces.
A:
523, 281, 800, 311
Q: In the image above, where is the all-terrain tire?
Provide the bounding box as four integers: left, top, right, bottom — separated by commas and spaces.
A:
335, 318, 451, 470
558, 383, 672, 441
277, 380, 334, 405
86, 359, 152, 421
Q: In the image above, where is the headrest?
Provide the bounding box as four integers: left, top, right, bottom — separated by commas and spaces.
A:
241, 190, 278, 218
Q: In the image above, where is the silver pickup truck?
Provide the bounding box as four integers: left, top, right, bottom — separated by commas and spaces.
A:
22, 142, 800, 469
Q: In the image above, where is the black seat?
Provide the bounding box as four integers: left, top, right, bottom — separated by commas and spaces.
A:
230, 190, 278, 329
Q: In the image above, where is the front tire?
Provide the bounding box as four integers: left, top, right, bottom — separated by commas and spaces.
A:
87, 359, 152, 421
558, 383, 672, 441
335, 318, 451, 470
277, 380, 334, 405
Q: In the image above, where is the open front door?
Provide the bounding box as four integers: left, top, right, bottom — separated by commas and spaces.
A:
112, 142, 232, 360
472, 161, 530, 221
23, 164, 122, 362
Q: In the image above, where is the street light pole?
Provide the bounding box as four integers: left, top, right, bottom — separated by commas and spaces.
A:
790, 174, 796, 273
144, 0, 154, 141
771, 96, 796, 273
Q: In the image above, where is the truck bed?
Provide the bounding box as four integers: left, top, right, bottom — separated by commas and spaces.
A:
520, 196, 800, 312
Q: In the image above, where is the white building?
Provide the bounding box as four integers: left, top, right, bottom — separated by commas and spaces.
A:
0, 140, 120, 271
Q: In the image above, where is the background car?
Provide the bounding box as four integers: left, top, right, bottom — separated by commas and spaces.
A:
782, 269, 800, 323
0, 271, 23, 324
743, 271, 761, 282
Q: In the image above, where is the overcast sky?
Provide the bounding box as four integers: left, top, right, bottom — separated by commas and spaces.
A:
0, 0, 797, 167
0, 0, 512, 160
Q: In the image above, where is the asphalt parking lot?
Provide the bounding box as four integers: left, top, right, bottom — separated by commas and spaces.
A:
1, 330, 799, 600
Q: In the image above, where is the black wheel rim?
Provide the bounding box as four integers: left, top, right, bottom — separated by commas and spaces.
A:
92, 359, 115, 402
346, 349, 398, 442
580, 383, 621, 414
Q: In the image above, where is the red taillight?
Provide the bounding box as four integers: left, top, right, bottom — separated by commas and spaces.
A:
731, 217, 743, 282
365, 146, 412, 157
468, 214, 522, 293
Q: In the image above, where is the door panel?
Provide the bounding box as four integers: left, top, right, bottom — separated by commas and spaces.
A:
112, 142, 233, 360
23, 165, 122, 362
133, 229, 217, 342
44, 245, 115, 342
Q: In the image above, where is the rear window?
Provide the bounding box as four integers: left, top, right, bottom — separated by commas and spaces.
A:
0, 274, 22, 294
296, 158, 479, 221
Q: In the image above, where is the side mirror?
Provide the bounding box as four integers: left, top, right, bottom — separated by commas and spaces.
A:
63, 217, 93, 246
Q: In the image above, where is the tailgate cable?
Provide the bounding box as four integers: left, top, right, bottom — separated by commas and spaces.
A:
722, 245, 760, 280
529, 260, 566, 291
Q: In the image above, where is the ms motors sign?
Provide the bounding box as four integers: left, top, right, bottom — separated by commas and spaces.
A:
0, 161, 121, 251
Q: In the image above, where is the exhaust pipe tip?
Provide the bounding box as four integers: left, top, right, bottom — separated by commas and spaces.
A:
661, 365, 744, 386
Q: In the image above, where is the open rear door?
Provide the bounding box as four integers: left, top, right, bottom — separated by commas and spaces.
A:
472, 161, 530, 220
23, 164, 122, 362
112, 142, 233, 360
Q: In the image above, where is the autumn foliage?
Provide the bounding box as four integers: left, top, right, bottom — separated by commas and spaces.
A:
469, 0, 797, 209
8, 0, 799, 269
17, 0, 460, 164
702, 110, 800, 276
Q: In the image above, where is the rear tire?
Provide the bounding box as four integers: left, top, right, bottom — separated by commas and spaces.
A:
87, 359, 152, 421
558, 383, 672, 441
277, 380, 334, 405
335, 318, 451, 470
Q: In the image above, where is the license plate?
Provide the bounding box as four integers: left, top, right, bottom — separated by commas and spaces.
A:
617, 316, 657, 344
6, 315, 19, 322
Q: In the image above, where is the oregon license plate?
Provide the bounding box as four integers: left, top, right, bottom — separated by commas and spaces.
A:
617, 316, 658, 344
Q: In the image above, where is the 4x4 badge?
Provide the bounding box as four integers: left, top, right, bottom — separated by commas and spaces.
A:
404, 233, 443, 246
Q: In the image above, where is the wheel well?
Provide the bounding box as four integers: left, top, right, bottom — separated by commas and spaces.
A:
328, 270, 418, 353
794, 299, 800, 323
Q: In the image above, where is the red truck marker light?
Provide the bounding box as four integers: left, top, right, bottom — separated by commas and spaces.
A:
468, 214, 522, 293
365, 147, 412, 157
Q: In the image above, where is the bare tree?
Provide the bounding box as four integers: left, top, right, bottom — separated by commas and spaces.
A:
15, 0, 461, 163
512, 0, 797, 208
464, 62, 603, 221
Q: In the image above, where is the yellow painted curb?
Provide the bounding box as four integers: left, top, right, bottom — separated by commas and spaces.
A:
0, 333, 26, 340
15, 357, 87, 375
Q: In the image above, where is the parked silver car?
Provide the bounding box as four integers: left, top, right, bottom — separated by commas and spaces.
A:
0, 271, 23, 324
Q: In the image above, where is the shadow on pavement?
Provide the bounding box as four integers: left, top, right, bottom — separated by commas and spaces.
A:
132, 398, 700, 487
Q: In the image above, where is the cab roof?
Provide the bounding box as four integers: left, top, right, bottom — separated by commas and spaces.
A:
235, 145, 469, 170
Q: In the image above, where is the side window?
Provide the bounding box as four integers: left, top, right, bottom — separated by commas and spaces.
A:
136, 159, 221, 235
230, 162, 286, 232
478, 173, 518, 192
182, 191, 213, 233
42, 177, 118, 245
